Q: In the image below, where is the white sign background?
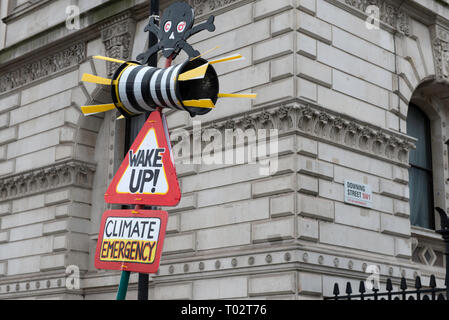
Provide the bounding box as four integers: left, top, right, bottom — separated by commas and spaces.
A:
344, 180, 373, 209
116, 129, 169, 195
103, 217, 161, 241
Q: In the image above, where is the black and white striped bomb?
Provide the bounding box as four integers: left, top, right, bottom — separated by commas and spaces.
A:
80, 54, 256, 118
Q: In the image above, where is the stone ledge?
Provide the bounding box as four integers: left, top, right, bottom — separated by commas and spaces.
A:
325, 0, 410, 36
0, 160, 96, 203
171, 100, 416, 167
188, 0, 253, 19
0, 42, 87, 95
0, 245, 444, 299
3, 0, 53, 24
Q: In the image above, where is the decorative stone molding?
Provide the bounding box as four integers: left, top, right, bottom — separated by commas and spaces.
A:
411, 228, 446, 268
2, 246, 445, 298
172, 102, 416, 166
335, 0, 410, 35
432, 24, 449, 82
0, 274, 78, 298
100, 11, 136, 76
0, 42, 86, 94
188, 0, 242, 16
154, 248, 429, 285
0, 160, 96, 202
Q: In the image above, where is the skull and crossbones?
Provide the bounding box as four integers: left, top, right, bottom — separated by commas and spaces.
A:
137, 2, 216, 64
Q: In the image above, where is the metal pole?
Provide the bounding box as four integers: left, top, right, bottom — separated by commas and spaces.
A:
137, 207, 149, 300
116, 271, 131, 300
148, 0, 159, 67
137, 0, 159, 301
442, 233, 449, 299
435, 207, 449, 299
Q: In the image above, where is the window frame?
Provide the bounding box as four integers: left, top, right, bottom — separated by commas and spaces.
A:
408, 102, 436, 230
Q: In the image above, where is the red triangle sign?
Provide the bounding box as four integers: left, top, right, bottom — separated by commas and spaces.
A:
105, 111, 181, 206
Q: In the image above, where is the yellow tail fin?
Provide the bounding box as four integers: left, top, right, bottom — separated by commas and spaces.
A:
190, 46, 221, 61
218, 93, 257, 99
210, 54, 244, 65
182, 99, 215, 109
93, 56, 138, 66
81, 104, 116, 116
93, 56, 126, 64
82, 74, 112, 85
178, 63, 209, 81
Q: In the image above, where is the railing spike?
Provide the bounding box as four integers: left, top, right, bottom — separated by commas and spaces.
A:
359, 281, 366, 294
333, 283, 340, 296
386, 278, 393, 291
346, 282, 352, 295
385, 278, 393, 300
400, 277, 407, 290
415, 276, 422, 300
400, 277, 407, 300
430, 275, 437, 300
429, 275, 437, 288
415, 276, 422, 289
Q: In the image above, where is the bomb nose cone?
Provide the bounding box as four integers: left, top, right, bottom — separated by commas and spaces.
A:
178, 58, 219, 117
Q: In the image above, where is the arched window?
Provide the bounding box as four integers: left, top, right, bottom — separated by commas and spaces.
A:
407, 103, 435, 229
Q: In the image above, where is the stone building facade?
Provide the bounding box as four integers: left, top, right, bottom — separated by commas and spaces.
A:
0, 0, 448, 300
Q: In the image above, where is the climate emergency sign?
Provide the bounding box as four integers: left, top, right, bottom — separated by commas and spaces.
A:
94, 210, 168, 274
344, 180, 373, 209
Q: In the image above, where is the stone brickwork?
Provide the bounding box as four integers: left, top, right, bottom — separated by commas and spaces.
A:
0, 0, 448, 300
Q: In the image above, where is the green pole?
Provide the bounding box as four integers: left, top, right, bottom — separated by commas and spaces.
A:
116, 271, 131, 300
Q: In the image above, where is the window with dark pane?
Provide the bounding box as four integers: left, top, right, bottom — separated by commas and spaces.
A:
407, 103, 435, 229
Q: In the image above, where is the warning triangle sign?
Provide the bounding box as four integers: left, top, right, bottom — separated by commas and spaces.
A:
105, 111, 181, 206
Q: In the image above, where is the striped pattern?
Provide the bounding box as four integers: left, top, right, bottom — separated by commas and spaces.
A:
116, 65, 185, 114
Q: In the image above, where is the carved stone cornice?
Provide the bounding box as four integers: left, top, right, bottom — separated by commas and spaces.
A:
0, 160, 96, 203
0, 42, 86, 94
333, 0, 410, 36
100, 11, 136, 76
172, 102, 416, 166
188, 0, 248, 17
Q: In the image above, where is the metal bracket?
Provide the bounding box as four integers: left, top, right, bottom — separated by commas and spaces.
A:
149, 15, 160, 22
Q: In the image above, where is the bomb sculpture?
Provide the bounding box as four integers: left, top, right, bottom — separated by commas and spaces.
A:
80, 2, 256, 118
81, 54, 253, 118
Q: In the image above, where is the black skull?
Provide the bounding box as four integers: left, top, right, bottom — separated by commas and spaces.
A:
160, 2, 194, 58
137, 2, 215, 64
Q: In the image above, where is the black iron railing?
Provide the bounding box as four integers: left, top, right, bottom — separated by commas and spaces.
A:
325, 207, 449, 300
325, 275, 447, 300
